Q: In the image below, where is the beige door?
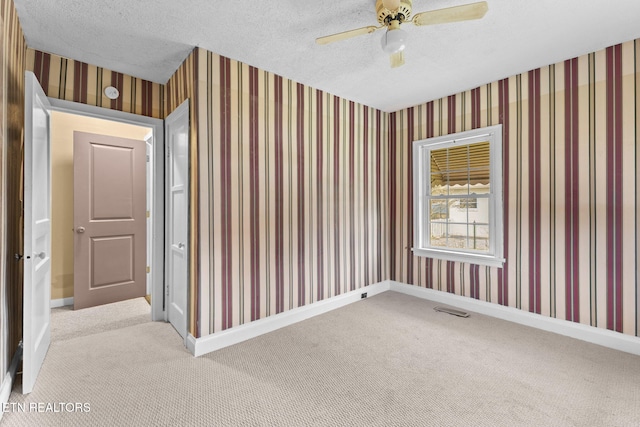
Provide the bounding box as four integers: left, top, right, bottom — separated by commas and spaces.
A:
73, 131, 146, 310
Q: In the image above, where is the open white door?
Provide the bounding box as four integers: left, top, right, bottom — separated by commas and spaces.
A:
23, 71, 52, 394
165, 100, 189, 341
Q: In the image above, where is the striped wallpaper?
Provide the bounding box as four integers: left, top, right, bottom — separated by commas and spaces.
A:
0, 0, 26, 386
26, 48, 164, 119
389, 39, 640, 337
24, 42, 391, 340
195, 50, 388, 336
15, 12, 640, 344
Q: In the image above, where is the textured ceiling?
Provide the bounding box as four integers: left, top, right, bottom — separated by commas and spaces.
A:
13, 0, 640, 112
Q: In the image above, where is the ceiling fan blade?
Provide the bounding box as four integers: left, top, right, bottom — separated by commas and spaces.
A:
316, 25, 382, 45
413, 1, 488, 26
390, 51, 405, 68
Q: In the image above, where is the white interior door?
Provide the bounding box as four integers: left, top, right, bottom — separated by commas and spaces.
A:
165, 100, 189, 340
23, 71, 52, 394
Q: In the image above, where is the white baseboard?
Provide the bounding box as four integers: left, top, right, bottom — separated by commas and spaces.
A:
186, 334, 197, 355
187, 279, 640, 358
0, 343, 23, 421
50, 297, 73, 308
389, 281, 640, 357
189, 281, 392, 357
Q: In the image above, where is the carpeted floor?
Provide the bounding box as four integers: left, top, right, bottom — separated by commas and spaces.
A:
3, 292, 639, 426
48, 297, 152, 342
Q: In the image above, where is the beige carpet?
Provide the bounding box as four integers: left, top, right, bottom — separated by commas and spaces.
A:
49, 297, 152, 342
3, 292, 639, 426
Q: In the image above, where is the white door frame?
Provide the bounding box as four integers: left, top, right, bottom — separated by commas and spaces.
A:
47, 98, 166, 321
145, 131, 154, 296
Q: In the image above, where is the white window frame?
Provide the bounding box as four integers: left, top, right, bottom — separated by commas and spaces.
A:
412, 124, 504, 267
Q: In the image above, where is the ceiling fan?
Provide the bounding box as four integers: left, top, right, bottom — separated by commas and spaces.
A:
316, 0, 489, 68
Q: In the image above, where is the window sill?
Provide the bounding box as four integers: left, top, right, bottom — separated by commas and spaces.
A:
412, 247, 505, 268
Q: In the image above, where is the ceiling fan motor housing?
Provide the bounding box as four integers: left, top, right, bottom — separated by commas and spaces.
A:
376, 0, 412, 24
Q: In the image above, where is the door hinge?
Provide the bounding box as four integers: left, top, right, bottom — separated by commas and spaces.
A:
146, 266, 151, 274
146, 154, 150, 162
147, 210, 150, 218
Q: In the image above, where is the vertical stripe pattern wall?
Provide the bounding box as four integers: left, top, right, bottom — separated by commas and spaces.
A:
14, 13, 640, 348
26, 48, 164, 119
528, 69, 542, 315
605, 45, 624, 333
197, 50, 388, 336
389, 39, 640, 337
1, 0, 26, 386
564, 58, 580, 322
498, 78, 510, 306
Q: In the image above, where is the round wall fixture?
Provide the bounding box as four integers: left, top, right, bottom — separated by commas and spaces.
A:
104, 86, 120, 100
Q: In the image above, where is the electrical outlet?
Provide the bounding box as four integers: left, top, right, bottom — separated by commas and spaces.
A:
361, 292, 367, 299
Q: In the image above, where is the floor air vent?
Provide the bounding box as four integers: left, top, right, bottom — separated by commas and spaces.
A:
434, 306, 470, 318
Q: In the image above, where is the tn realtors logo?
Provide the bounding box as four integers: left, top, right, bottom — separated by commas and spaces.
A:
3, 402, 91, 413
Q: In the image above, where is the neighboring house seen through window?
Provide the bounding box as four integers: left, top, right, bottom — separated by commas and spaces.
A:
412, 125, 504, 267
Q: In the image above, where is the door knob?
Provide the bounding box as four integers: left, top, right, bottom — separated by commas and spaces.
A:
37, 252, 46, 259
76, 227, 86, 234
178, 242, 185, 249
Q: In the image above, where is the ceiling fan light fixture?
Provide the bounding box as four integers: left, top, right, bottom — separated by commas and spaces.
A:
317, 0, 488, 69
381, 26, 407, 54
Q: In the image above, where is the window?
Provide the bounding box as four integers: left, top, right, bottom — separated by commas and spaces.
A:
412, 125, 504, 267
